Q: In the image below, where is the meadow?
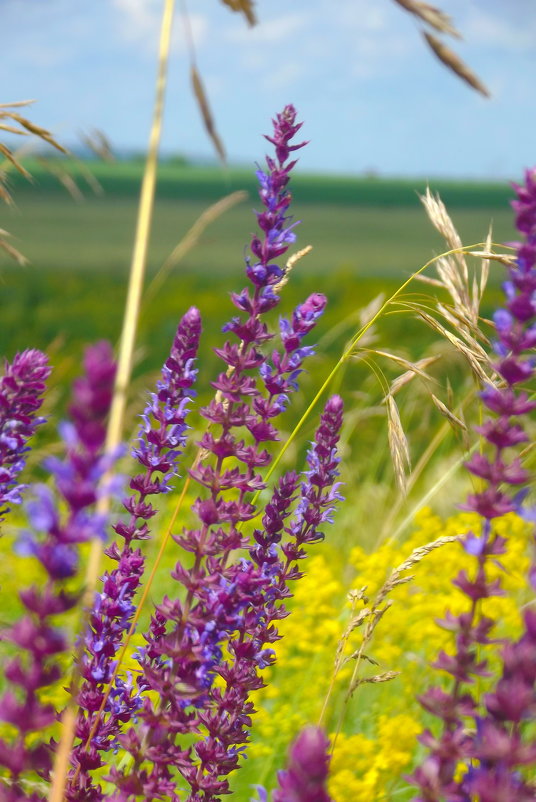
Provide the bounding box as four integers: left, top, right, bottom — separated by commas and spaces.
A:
1, 147, 534, 802
2, 159, 514, 365
2, 160, 513, 506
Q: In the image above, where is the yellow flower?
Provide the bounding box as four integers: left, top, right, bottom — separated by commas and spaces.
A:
233, 508, 532, 800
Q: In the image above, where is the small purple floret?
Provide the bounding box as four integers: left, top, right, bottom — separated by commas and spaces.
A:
0, 342, 116, 797
0, 348, 50, 522
273, 726, 333, 802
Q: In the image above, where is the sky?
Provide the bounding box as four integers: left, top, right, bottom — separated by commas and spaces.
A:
2, 0, 535, 178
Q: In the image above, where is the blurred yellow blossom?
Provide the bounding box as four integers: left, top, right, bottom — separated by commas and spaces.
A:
238, 508, 532, 799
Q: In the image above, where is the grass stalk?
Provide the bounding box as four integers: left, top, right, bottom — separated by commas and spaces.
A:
48, 1, 176, 798
251, 243, 489, 505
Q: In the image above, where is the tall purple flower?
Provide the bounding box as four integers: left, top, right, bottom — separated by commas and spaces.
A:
187, 396, 344, 801
272, 726, 333, 802
0, 348, 50, 522
410, 169, 536, 801
0, 342, 115, 801
67, 309, 201, 801
107, 106, 338, 802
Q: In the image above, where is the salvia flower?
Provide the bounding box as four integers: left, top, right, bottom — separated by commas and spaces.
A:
187, 396, 344, 800
410, 168, 536, 800
107, 106, 339, 802
0, 348, 50, 523
459, 606, 536, 801
0, 342, 115, 801
68, 309, 201, 800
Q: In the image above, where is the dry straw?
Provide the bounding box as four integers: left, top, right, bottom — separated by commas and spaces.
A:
0, 100, 66, 263
253, 240, 503, 504
391, 0, 490, 96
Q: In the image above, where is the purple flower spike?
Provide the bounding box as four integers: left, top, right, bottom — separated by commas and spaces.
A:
273, 726, 333, 802
260, 293, 327, 415
188, 397, 343, 801
0, 343, 115, 798
106, 108, 342, 802
227, 102, 307, 330
68, 309, 201, 800
0, 348, 50, 522
69, 341, 116, 453
410, 169, 536, 800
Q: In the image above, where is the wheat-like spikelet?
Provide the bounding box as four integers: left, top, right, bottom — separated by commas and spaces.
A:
144, 190, 248, 305
0, 227, 28, 266
391, 0, 460, 37
339, 534, 459, 717
390, 0, 489, 96
219, 0, 256, 26
0, 100, 66, 264
386, 393, 411, 494
388, 355, 440, 396
258, 241, 490, 497
78, 127, 114, 162
423, 31, 490, 97
321, 532, 458, 742
420, 188, 485, 335
273, 244, 314, 294
376, 534, 459, 606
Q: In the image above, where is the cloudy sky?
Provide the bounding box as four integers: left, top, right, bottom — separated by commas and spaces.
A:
2, 0, 535, 178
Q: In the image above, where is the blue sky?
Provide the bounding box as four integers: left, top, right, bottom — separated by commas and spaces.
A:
2, 0, 535, 178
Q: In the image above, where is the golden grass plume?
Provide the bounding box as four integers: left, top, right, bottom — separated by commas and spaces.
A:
391, 0, 489, 97
1, 100, 66, 264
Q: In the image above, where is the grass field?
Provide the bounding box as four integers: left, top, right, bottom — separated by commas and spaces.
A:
1, 159, 512, 440
2, 160, 515, 343
0, 159, 510, 526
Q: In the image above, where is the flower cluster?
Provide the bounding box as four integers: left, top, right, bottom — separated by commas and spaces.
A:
189, 395, 344, 800
102, 105, 344, 802
461, 606, 536, 801
0, 342, 115, 801
0, 348, 50, 523
410, 169, 536, 800
67, 309, 201, 801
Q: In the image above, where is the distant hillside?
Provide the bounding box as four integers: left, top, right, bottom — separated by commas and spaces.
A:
10, 159, 514, 209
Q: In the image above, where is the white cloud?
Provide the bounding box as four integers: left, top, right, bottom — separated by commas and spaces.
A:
335, 0, 390, 32
224, 12, 307, 44
263, 62, 307, 91
112, 0, 208, 53
462, 7, 536, 51
113, 0, 161, 40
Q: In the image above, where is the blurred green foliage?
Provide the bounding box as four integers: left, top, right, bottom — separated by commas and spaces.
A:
1, 162, 508, 499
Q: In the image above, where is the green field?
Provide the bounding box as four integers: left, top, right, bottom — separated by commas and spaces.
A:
2, 159, 515, 345
4, 159, 516, 275
1, 160, 513, 448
